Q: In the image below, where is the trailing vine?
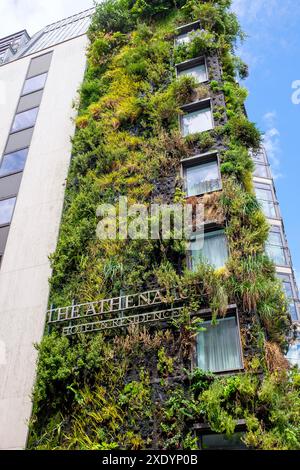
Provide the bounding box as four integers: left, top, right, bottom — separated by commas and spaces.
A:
28, 0, 299, 450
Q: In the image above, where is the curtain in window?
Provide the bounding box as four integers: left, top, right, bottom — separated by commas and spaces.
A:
191, 230, 228, 270
186, 161, 219, 196
197, 317, 242, 372
183, 107, 213, 136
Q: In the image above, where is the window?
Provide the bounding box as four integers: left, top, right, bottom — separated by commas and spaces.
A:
27, 52, 52, 79
5, 128, 33, 154
251, 148, 267, 164
182, 104, 213, 136
184, 158, 221, 196
11, 107, 39, 133
255, 184, 277, 218
22, 73, 47, 95
286, 333, 300, 367
175, 32, 192, 45
253, 163, 270, 178
266, 227, 288, 266
0, 148, 28, 177
17, 90, 43, 114
200, 432, 247, 450
190, 229, 228, 270
278, 273, 299, 321
0, 197, 16, 225
175, 21, 201, 46
178, 62, 208, 83
197, 316, 243, 373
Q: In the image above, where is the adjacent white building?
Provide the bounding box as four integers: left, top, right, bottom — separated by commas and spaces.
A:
0, 8, 93, 450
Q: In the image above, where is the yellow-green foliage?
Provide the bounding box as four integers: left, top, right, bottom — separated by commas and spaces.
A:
29, 0, 296, 451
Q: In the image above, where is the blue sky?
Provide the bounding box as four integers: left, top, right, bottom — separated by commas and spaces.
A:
232, 0, 300, 289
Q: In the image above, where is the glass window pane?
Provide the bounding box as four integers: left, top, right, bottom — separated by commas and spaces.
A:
190, 229, 228, 270
11, 107, 39, 133
255, 187, 276, 217
287, 340, 300, 367
22, 73, 47, 95
266, 244, 286, 266
176, 32, 191, 45
256, 187, 273, 201
186, 161, 220, 196
179, 64, 208, 83
197, 317, 243, 373
183, 107, 213, 136
254, 164, 269, 178
268, 230, 282, 246
0, 149, 28, 177
0, 197, 16, 225
201, 433, 247, 450
252, 150, 266, 164
288, 303, 298, 322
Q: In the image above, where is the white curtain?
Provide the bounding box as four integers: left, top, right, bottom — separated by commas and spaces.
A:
186, 161, 219, 197
197, 317, 242, 372
191, 230, 228, 270
183, 107, 213, 136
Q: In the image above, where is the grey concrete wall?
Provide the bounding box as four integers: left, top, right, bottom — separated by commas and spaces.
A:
0, 34, 88, 449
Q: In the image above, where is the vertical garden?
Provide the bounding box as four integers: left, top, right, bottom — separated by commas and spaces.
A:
28, 0, 300, 450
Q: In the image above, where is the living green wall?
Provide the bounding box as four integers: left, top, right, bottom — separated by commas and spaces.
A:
28, 0, 300, 450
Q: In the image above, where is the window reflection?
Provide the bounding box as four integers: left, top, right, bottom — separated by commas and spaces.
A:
0, 197, 16, 225
22, 73, 47, 95
11, 107, 39, 133
0, 149, 28, 177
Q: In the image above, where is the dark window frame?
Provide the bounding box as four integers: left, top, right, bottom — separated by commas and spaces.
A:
182, 152, 222, 197
191, 307, 244, 375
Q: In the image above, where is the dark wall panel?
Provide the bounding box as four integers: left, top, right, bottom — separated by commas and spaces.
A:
27, 52, 53, 79
0, 173, 23, 199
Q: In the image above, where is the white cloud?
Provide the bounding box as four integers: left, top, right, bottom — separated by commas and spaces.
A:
262, 111, 282, 179
0, 0, 95, 38
232, 0, 294, 21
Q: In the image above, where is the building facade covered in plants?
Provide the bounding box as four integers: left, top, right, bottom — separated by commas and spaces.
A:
0, 0, 300, 450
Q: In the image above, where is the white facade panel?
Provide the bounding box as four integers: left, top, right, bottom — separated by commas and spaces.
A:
0, 34, 88, 449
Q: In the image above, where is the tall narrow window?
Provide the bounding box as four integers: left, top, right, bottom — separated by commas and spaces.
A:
190, 229, 228, 270
184, 158, 221, 196
11, 107, 39, 133
0, 148, 28, 177
197, 317, 243, 373
182, 105, 213, 136
266, 227, 288, 266
0, 197, 16, 225
255, 185, 277, 218
278, 273, 299, 321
